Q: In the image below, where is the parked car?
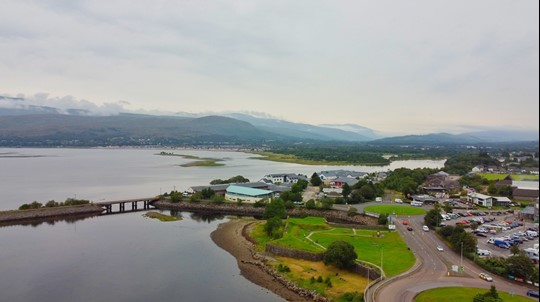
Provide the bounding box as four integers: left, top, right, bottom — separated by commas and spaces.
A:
407, 226, 413, 231
402, 220, 409, 225
527, 290, 539, 298
479, 273, 493, 282
437, 246, 444, 251
422, 225, 429, 232
476, 233, 487, 237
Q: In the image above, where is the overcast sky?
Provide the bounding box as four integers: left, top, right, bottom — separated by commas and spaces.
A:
0, 0, 538, 135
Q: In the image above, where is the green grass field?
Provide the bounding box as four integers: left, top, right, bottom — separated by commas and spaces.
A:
415, 287, 532, 302
252, 217, 415, 277
364, 205, 426, 216
479, 173, 539, 181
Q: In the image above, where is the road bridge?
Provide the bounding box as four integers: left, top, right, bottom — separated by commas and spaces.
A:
96, 197, 159, 214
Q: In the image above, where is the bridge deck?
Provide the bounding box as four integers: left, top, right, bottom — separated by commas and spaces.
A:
96, 197, 159, 205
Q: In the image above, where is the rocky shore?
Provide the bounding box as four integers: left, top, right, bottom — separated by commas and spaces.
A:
210, 219, 329, 302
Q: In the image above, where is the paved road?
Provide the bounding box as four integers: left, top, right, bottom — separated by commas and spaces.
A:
373, 214, 535, 301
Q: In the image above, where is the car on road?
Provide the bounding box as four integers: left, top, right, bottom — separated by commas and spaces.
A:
527, 290, 539, 298
422, 225, 429, 232
436, 246, 444, 251
479, 273, 493, 282
407, 226, 413, 231
402, 220, 409, 225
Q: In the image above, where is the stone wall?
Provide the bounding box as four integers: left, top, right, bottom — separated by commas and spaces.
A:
154, 200, 378, 226
265, 244, 324, 262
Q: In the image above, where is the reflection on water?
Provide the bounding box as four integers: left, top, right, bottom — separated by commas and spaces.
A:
0, 211, 284, 302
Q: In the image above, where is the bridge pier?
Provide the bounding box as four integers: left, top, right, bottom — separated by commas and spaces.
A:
120, 202, 125, 212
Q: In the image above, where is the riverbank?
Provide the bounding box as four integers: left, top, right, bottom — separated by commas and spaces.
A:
211, 219, 325, 302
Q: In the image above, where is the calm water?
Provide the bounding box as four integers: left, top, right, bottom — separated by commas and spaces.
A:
0, 148, 445, 302
0, 211, 284, 302
0, 148, 445, 210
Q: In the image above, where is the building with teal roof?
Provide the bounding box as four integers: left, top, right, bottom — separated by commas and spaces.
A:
225, 185, 274, 203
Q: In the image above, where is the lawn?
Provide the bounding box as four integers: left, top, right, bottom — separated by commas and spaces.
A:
251, 216, 415, 277
364, 205, 426, 216
479, 173, 539, 181
415, 287, 532, 302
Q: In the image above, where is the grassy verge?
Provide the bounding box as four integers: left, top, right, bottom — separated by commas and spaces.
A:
364, 205, 427, 216
415, 286, 532, 302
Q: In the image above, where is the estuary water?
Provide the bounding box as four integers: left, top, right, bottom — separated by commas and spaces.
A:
0, 148, 445, 302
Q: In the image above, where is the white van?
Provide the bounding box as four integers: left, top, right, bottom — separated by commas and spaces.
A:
477, 249, 492, 256
394, 198, 403, 203
526, 230, 538, 237
422, 225, 429, 232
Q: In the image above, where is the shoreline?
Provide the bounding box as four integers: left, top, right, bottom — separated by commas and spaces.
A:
210, 219, 322, 302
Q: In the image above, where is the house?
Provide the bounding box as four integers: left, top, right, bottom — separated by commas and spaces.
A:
329, 177, 359, 188
412, 194, 438, 205
467, 192, 493, 207
522, 167, 539, 175
512, 188, 540, 201
493, 196, 512, 207
471, 165, 484, 173
423, 172, 461, 193
260, 173, 307, 184
495, 175, 513, 188
187, 182, 270, 196
318, 170, 367, 181
322, 187, 343, 197
225, 185, 274, 203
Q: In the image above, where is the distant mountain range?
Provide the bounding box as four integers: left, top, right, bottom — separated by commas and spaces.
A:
0, 96, 538, 146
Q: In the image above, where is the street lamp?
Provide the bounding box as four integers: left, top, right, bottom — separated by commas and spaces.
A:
460, 242, 463, 269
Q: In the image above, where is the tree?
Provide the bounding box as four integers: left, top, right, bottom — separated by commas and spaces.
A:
506, 252, 535, 280
323, 241, 357, 268
264, 217, 284, 239
291, 179, 308, 193
263, 198, 286, 219
201, 188, 215, 199
310, 173, 322, 186
320, 198, 334, 210
510, 245, 520, 256
424, 207, 441, 228
473, 285, 503, 302
342, 183, 352, 198
378, 213, 388, 225
306, 199, 316, 209
170, 191, 182, 203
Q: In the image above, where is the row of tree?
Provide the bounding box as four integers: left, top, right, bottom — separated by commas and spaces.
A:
19, 198, 90, 210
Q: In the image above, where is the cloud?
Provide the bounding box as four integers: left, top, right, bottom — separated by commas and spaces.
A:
0, 93, 129, 116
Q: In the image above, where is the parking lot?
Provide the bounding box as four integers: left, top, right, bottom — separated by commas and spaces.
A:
440, 208, 539, 259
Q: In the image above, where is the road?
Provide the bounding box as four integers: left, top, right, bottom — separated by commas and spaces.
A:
372, 214, 536, 301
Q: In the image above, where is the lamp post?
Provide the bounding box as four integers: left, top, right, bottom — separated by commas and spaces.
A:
460, 242, 463, 270
381, 247, 384, 278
